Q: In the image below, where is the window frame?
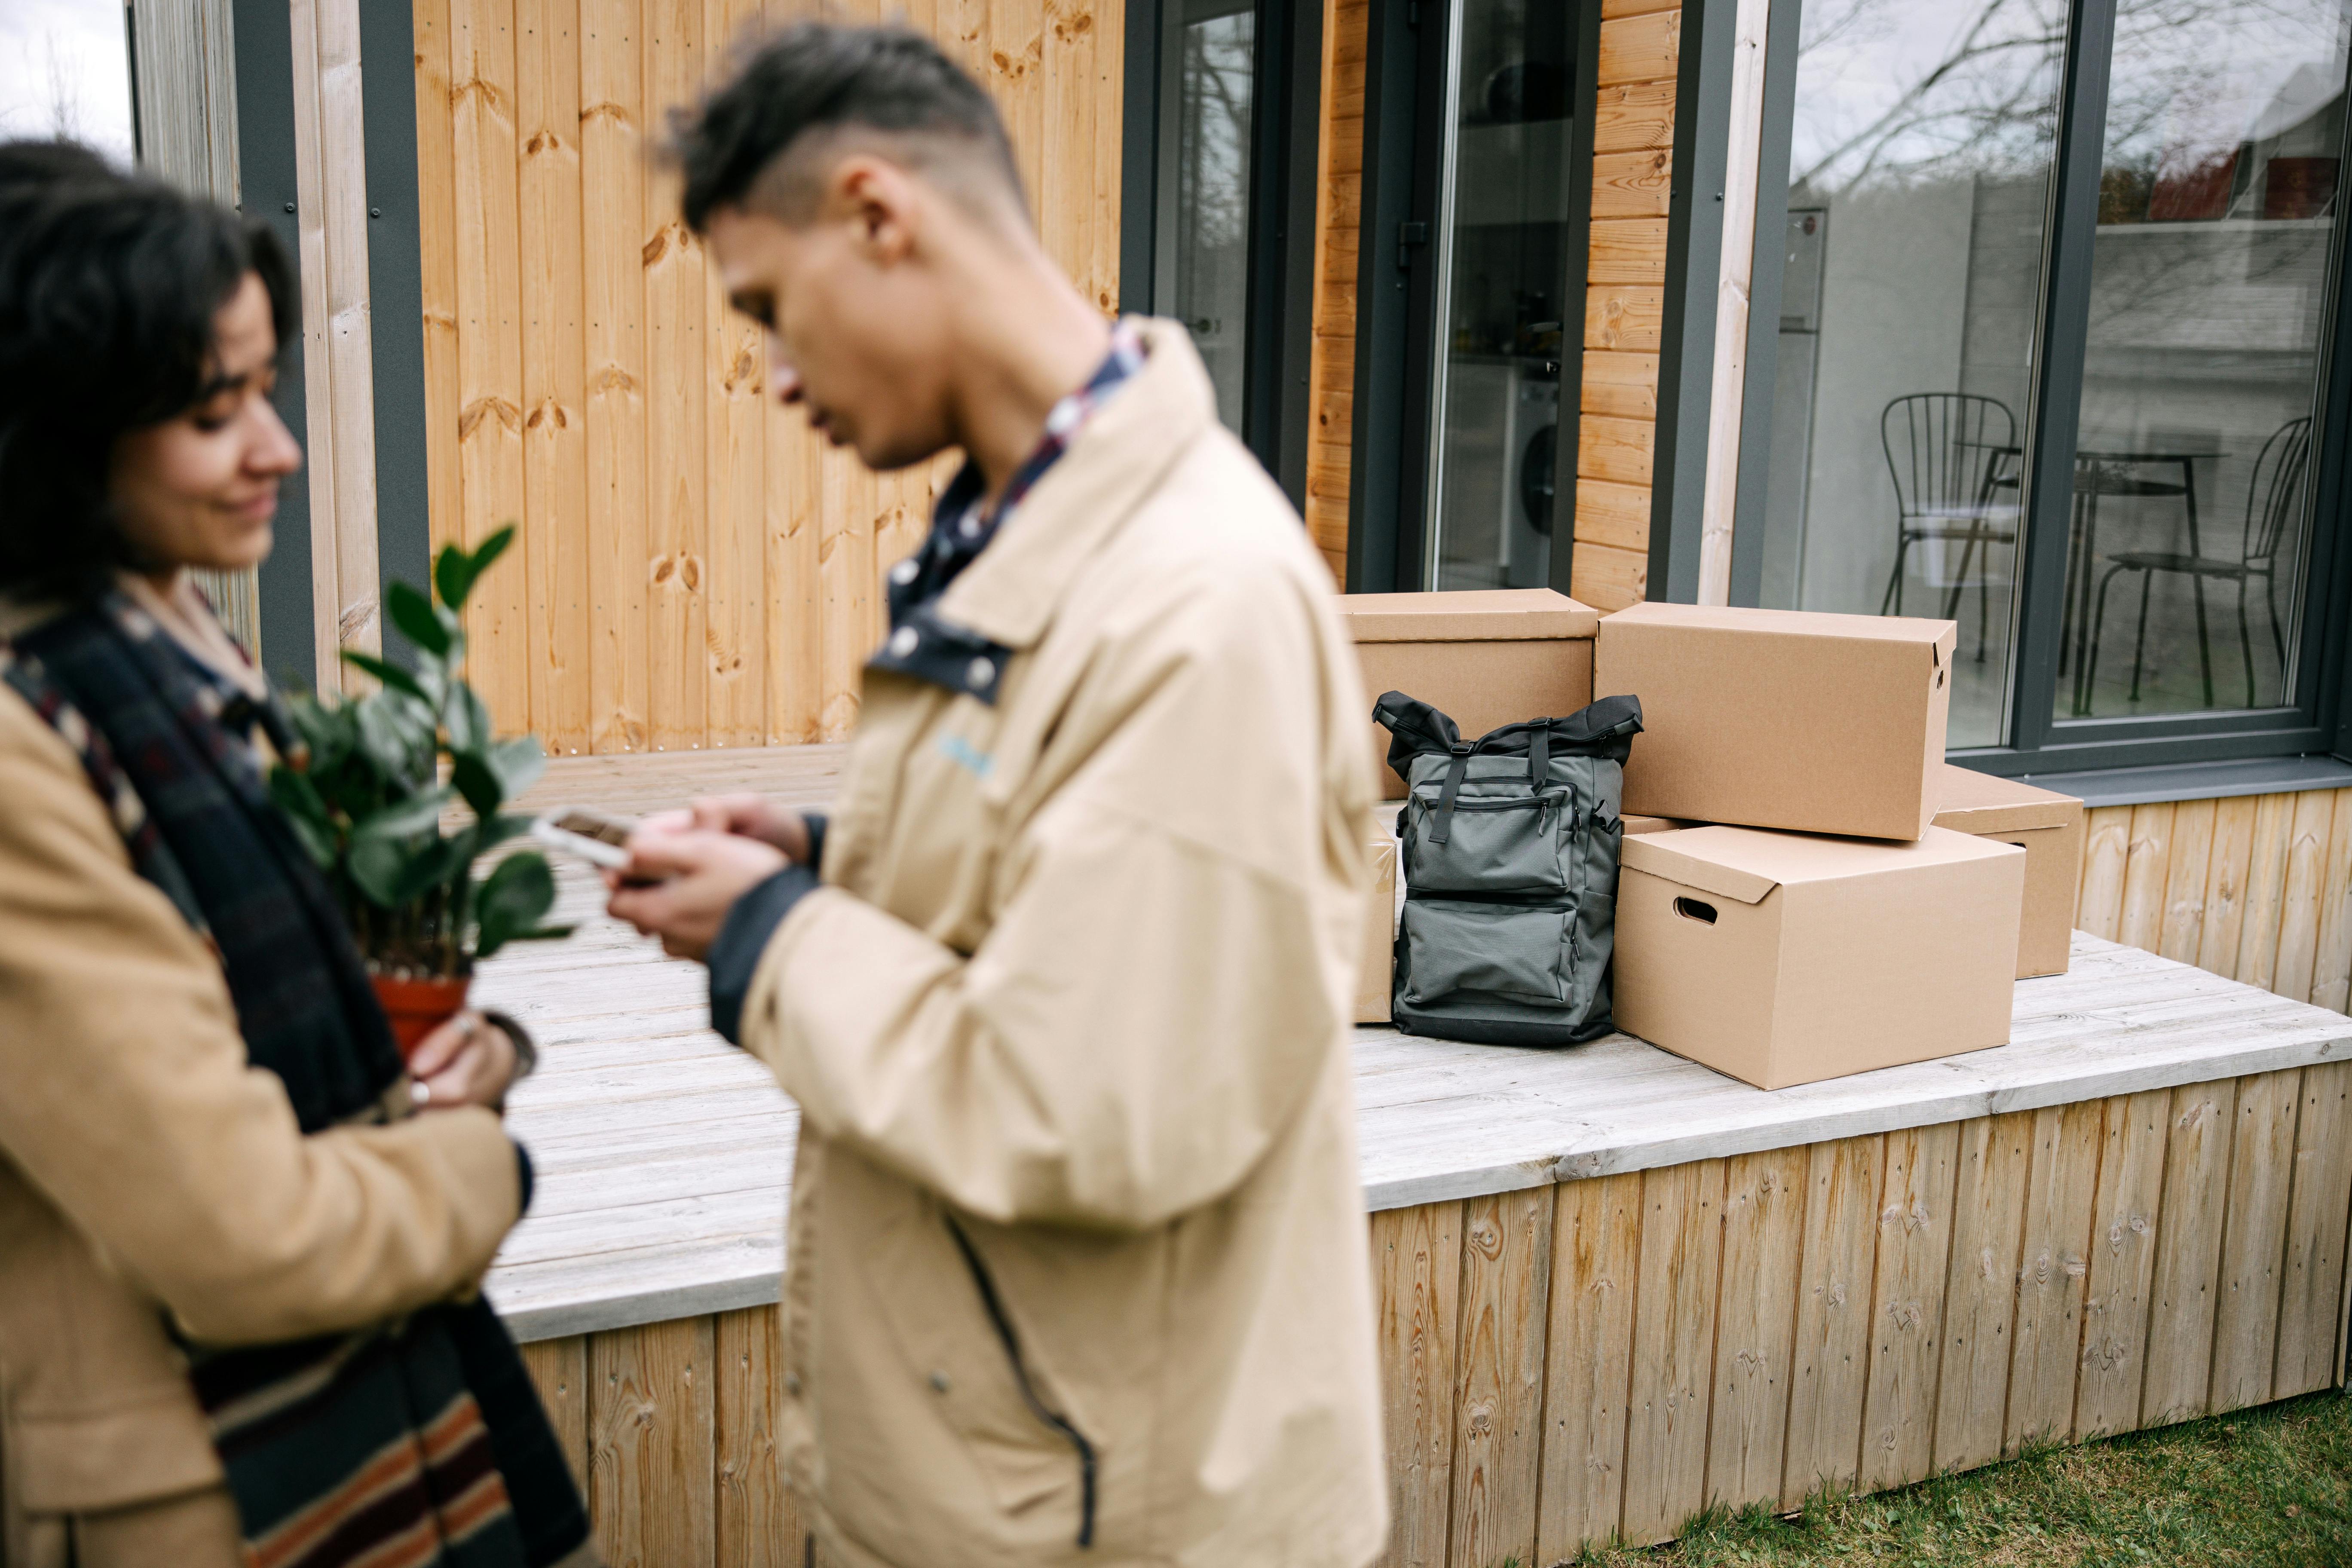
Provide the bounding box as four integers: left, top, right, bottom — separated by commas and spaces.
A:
1724, 0, 2352, 779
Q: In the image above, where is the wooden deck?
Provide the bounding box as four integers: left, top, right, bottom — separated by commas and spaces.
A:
476, 748, 2352, 1566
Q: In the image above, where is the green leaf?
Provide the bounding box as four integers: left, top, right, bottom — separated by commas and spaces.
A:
434, 525, 516, 612
387, 580, 452, 658
351, 830, 466, 909
340, 650, 429, 702
473, 850, 558, 959
450, 750, 504, 821
267, 767, 339, 868
352, 787, 454, 843
445, 683, 494, 754
488, 735, 545, 799
355, 693, 434, 786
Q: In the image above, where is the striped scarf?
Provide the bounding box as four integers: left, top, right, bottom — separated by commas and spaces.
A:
1, 590, 592, 1568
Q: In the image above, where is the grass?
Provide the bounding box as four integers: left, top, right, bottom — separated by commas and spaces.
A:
1551, 1387, 2352, 1567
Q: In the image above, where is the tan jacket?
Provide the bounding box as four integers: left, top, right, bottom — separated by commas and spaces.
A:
738, 322, 1387, 1568
0, 683, 524, 1536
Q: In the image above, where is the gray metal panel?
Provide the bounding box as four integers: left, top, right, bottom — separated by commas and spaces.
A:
358, 0, 431, 662
232, 0, 316, 692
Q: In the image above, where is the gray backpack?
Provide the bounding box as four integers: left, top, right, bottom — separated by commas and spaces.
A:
1373, 691, 1644, 1046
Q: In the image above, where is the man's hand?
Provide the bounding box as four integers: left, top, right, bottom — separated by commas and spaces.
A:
683, 794, 814, 861
606, 827, 789, 962
407, 1011, 518, 1111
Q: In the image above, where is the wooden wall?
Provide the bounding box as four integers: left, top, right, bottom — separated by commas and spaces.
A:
1302, 0, 1677, 604
2073, 786, 2352, 1016
519, 1060, 2352, 1566
1303, 0, 1366, 585
412, 0, 1121, 755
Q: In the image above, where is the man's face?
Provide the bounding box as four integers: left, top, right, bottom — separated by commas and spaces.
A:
706, 178, 956, 473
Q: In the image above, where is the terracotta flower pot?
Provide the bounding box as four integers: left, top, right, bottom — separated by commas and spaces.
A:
370, 969, 472, 1060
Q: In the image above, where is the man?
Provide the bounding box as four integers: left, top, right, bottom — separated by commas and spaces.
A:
609, 24, 1385, 1568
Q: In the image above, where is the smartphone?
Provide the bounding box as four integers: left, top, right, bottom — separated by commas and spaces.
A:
531, 807, 640, 872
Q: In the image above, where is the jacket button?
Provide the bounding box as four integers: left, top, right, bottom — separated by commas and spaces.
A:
889, 627, 919, 658
965, 657, 995, 690
784, 1372, 802, 1396
929, 1370, 952, 1393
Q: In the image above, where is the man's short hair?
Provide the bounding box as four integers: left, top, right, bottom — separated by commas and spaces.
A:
673, 22, 1025, 233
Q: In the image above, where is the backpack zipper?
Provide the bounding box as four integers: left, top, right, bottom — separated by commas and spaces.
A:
943, 1215, 1099, 1550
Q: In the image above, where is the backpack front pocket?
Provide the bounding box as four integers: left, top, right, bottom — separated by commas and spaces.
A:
1401, 898, 1572, 1004
1407, 791, 1570, 896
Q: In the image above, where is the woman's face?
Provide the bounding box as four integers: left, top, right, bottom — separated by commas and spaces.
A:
108, 272, 301, 578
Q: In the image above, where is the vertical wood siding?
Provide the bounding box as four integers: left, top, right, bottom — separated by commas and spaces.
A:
414, 0, 1121, 751
526, 1061, 2352, 1566
2073, 787, 2352, 1015
1304, 0, 1368, 585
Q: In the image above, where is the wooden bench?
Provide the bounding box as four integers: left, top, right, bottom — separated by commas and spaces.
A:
481, 756, 2352, 1566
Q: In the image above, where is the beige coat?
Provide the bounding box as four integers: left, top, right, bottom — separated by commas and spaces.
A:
0, 682, 525, 1561
738, 322, 1387, 1568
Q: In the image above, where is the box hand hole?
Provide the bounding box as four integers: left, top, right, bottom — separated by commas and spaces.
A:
1673, 897, 1718, 925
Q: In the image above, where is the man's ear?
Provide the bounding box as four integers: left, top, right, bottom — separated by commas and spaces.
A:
830, 155, 921, 266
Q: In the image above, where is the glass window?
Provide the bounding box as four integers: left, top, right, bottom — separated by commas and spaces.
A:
0, 0, 137, 162
2054, 0, 2349, 721
1158, 0, 1257, 432
1421, 0, 1576, 590
1752, 0, 2070, 747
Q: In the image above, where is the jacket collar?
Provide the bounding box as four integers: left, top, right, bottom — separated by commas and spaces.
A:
934, 318, 1216, 652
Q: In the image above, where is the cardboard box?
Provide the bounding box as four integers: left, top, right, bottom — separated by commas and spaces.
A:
1614, 825, 2024, 1090
1356, 833, 1398, 1023
1932, 764, 2084, 979
1344, 589, 1599, 798
1595, 603, 1955, 840
1622, 815, 1699, 836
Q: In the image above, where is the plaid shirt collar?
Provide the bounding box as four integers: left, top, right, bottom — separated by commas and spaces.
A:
872, 320, 1148, 704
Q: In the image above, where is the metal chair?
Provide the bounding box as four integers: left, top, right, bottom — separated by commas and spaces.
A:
1878, 394, 2021, 658
2089, 416, 2311, 710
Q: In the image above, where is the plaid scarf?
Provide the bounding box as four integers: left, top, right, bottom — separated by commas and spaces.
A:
1, 591, 590, 1568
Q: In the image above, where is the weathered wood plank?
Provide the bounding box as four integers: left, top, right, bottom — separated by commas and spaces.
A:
2141, 1081, 2238, 1424
2159, 798, 2217, 965
2074, 1090, 2170, 1438
413, 0, 464, 567
1705, 1149, 1805, 1512
1859, 1122, 1959, 1491
2198, 796, 2261, 979
1621, 1160, 1725, 1546
2308, 790, 2352, 1013
2116, 803, 2175, 956
2273, 1060, 2352, 1396
520, 1333, 592, 1492
1782, 1135, 1881, 1508
1446, 1188, 1553, 1568
592, 1316, 718, 1567
2210, 1068, 2303, 1412
2272, 789, 2336, 1004
643, 0, 710, 751
2236, 793, 2297, 993
1932, 1113, 2032, 1473
2077, 806, 2131, 943
2004, 1101, 2100, 1455
1369, 1202, 1461, 1568
1536, 1174, 1641, 1561
716, 1305, 797, 1568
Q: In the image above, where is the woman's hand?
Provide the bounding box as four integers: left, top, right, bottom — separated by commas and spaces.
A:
679, 794, 813, 861
407, 1011, 519, 1112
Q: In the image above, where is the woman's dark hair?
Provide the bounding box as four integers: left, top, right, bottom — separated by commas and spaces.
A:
0, 140, 298, 597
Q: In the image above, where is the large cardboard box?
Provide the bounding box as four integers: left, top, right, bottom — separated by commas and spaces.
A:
1595, 603, 1955, 840
1356, 833, 1398, 1023
1614, 825, 2024, 1090
1932, 764, 2084, 980
1343, 589, 1599, 798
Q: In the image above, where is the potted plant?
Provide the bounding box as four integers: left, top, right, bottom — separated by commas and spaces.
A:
269, 527, 571, 1053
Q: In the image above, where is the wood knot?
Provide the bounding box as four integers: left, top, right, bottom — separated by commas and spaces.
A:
652, 555, 675, 584
1054, 10, 1094, 39
525, 129, 563, 155
459, 396, 522, 438
680, 556, 702, 591
581, 101, 634, 128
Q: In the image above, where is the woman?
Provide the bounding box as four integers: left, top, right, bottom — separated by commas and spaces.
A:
0, 144, 594, 1567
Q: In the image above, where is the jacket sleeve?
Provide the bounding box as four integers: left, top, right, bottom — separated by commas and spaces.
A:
738, 568, 1362, 1232
0, 693, 524, 1347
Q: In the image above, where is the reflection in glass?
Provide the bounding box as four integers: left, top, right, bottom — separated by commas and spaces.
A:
2056, 0, 2348, 720
1753, 0, 2068, 747
1422, 0, 1574, 589
1159, 0, 1256, 432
